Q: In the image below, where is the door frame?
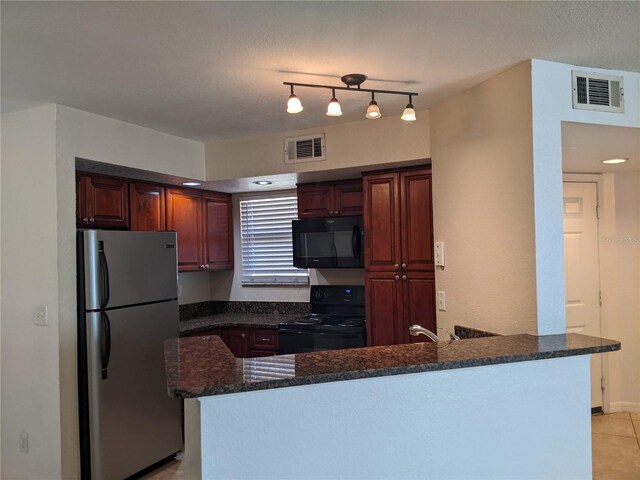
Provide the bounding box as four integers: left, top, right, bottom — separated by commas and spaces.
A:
563, 173, 613, 412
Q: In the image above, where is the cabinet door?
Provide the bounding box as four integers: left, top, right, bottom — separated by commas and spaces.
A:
202, 193, 234, 270
297, 184, 333, 218
333, 180, 364, 216
130, 182, 166, 232
400, 169, 434, 271
80, 174, 130, 229
363, 172, 401, 271
402, 272, 437, 344
166, 187, 203, 272
365, 271, 403, 346
222, 328, 248, 358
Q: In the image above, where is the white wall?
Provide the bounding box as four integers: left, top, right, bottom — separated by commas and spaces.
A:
1, 105, 62, 479
430, 61, 538, 335
197, 356, 592, 479
205, 111, 430, 181
605, 172, 640, 412
531, 60, 640, 335
209, 191, 364, 302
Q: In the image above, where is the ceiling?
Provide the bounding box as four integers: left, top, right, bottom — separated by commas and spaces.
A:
2, 1, 639, 142
562, 122, 640, 174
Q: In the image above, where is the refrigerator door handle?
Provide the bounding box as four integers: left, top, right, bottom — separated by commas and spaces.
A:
98, 242, 110, 308
100, 311, 111, 380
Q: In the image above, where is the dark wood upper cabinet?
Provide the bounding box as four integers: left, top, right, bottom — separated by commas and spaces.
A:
297, 180, 363, 218
400, 170, 434, 271
77, 173, 129, 229
130, 182, 166, 232
363, 172, 401, 270
202, 192, 234, 271
166, 187, 203, 272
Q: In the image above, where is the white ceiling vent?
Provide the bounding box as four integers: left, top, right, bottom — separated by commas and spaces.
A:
284, 134, 326, 164
572, 71, 624, 113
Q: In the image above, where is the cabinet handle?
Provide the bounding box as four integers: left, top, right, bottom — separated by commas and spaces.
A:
199, 265, 206, 269
204, 264, 210, 270
83, 217, 89, 223
401, 263, 407, 269
335, 210, 339, 215
395, 275, 400, 280
402, 275, 407, 280
89, 217, 95, 223
260, 337, 271, 342
241, 333, 246, 339
394, 264, 400, 270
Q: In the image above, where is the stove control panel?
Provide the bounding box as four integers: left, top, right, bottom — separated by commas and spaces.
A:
310, 285, 364, 305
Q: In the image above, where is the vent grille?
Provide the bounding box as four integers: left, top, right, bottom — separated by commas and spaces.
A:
572, 71, 624, 113
284, 134, 326, 164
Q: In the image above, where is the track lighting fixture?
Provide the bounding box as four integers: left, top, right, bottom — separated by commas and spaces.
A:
366, 93, 381, 119
286, 85, 303, 114
284, 73, 417, 121
326, 89, 343, 116
401, 95, 416, 122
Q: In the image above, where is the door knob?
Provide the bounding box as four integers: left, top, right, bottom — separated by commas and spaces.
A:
401, 263, 407, 269
402, 275, 407, 280
394, 264, 400, 270
395, 275, 400, 280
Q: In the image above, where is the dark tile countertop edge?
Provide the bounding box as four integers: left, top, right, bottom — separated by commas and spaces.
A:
179, 313, 301, 335
165, 333, 621, 399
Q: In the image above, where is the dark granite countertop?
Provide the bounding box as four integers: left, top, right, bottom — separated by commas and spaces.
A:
164, 333, 620, 398
179, 313, 301, 335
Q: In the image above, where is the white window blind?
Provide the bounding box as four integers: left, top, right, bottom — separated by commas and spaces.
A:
240, 195, 308, 285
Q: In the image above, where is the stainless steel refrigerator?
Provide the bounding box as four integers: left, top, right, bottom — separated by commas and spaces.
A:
77, 230, 182, 479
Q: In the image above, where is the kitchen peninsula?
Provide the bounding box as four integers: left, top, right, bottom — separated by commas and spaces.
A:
165, 333, 619, 479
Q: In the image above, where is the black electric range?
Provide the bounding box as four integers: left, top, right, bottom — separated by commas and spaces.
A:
278, 285, 366, 354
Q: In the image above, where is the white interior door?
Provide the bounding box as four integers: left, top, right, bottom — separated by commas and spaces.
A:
563, 182, 603, 409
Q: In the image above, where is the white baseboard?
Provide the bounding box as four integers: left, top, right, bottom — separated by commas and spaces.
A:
608, 402, 640, 413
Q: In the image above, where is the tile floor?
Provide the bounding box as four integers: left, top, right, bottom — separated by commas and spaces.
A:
142, 413, 640, 479
592, 412, 640, 479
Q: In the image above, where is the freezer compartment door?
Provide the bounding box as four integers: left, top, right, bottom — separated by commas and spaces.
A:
85, 301, 182, 479
83, 230, 178, 310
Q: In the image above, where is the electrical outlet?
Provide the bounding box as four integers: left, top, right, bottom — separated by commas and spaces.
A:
19, 431, 29, 453
437, 291, 446, 311
34, 306, 48, 326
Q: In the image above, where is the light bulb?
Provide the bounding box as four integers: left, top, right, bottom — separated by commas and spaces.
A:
401, 103, 416, 121
366, 100, 381, 119
287, 94, 303, 114
326, 97, 342, 117
601, 158, 627, 164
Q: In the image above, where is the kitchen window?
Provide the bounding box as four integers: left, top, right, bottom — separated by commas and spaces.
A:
240, 194, 309, 285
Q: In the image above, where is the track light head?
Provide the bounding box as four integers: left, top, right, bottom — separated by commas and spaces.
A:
366, 93, 381, 119
286, 85, 303, 114
401, 95, 417, 121
326, 89, 342, 117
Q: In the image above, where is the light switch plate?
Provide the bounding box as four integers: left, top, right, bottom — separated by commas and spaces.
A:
435, 242, 445, 267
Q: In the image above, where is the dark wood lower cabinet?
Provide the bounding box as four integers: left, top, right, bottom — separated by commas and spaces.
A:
222, 328, 248, 358
182, 326, 279, 358
366, 271, 436, 346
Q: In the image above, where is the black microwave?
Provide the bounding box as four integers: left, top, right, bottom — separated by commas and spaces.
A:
292, 216, 364, 268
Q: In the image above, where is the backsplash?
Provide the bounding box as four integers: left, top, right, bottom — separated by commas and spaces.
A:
179, 301, 311, 320
454, 325, 500, 339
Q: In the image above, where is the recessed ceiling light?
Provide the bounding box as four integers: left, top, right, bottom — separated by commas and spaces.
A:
601, 158, 628, 164
182, 181, 202, 186
253, 180, 272, 186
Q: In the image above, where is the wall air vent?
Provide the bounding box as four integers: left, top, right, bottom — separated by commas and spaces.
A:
572, 71, 624, 113
284, 134, 326, 164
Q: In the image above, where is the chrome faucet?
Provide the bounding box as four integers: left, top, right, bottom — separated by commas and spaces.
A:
409, 325, 460, 342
